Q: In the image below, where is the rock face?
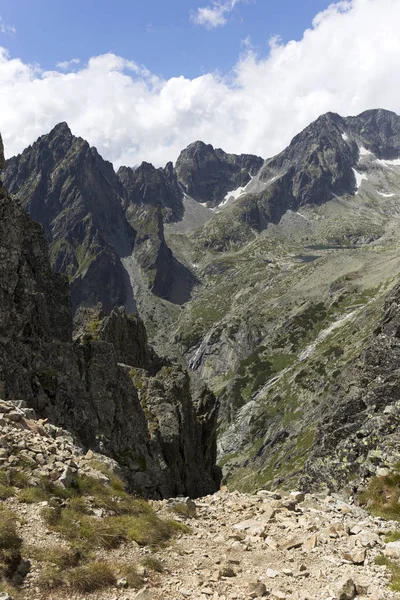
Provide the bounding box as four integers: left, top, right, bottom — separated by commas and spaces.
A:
3, 124, 196, 312
3, 123, 135, 314
0, 149, 220, 498
302, 281, 400, 492
175, 141, 264, 207
258, 112, 358, 205
118, 161, 184, 223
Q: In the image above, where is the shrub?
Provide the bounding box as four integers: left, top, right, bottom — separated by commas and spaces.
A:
0, 469, 29, 489
0, 485, 14, 500
0, 509, 22, 553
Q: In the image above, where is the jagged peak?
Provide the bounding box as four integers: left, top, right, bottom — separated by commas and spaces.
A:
47, 121, 73, 138
351, 107, 399, 121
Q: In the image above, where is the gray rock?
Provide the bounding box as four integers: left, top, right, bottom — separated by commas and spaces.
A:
334, 577, 356, 600
385, 541, 400, 558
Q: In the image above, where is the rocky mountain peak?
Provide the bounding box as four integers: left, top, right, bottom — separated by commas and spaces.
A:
47, 120, 73, 139
118, 159, 184, 223
346, 108, 400, 159
175, 140, 263, 207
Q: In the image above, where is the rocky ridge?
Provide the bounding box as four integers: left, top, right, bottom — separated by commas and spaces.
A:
175, 141, 264, 208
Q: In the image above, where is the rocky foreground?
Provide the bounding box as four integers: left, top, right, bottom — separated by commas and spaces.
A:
0, 392, 398, 600
151, 490, 398, 600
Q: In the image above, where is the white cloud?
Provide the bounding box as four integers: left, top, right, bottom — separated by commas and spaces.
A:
191, 0, 246, 28
56, 58, 81, 70
1, 0, 400, 169
0, 17, 16, 36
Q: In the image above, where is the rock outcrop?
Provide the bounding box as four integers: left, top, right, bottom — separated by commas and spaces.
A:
118, 161, 184, 223
0, 137, 220, 498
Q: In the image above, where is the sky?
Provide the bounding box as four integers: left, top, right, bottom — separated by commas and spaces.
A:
0, 0, 399, 167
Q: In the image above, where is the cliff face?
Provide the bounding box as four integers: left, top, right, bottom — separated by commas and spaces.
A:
0, 133, 220, 498
175, 141, 264, 208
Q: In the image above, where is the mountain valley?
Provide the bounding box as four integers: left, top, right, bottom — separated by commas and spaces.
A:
4, 108, 400, 496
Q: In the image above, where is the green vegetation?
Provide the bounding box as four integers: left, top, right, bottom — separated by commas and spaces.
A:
18, 487, 49, 504
63, 562, 116, 593
0, 509, 22, 555
359, 469, 400, 521
375, 555, 400, 592
0, 508, 23, 588
142, 556, 164, 573
20, 467, 187, 593
40, 474, 187, 550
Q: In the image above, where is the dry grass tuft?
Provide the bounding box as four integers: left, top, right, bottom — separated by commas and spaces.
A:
359, 471, 400, 520
64, 562, 116, 593
142, 555, 164, 572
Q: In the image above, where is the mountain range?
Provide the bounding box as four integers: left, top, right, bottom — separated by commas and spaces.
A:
4, 107, 400, 495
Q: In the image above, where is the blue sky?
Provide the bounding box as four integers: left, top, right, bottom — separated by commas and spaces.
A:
0, 0, 332, 79
0, 0, 399, 168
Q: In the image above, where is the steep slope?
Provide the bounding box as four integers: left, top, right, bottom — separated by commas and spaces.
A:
3, 123, 135, 313
0, 132, 220, 498
172, 108, 400, 491
3, 125, 197, 315
118, 162, 198, 304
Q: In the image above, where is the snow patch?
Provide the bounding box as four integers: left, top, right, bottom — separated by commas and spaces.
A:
296, 212, 309, 221
359, 146, 373, 156
342, 132, 349, 141
376, 158, 400, 168
352, 168, 368, 191
222, 183, 248, 206
376, 191, 395, 198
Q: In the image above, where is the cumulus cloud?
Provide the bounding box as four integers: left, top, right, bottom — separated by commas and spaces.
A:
0, 17, 16, 36
1, 0, 400, 168
56, 58, 81, 70
191, 0, 246, 28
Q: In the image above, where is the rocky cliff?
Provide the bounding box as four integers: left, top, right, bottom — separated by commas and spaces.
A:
175, 141, 264, 208
302, 280, 400, 492
3, 123, 135, 314
0, 132, 220, 498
